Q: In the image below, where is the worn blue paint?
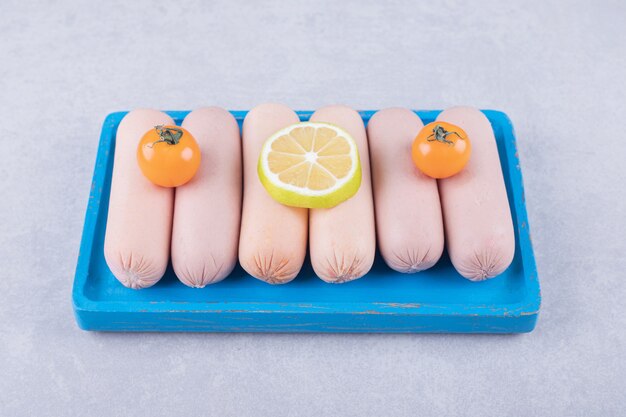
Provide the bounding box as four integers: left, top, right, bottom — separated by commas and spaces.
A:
72, 110, 540, 333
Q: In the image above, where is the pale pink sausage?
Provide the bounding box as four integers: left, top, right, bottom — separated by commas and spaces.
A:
437, 106, 515, 280
171, 107, 242, 287
104, 109, 174, 289
238, 103, 308, 284
309, 106, 376, 283
367, 108, 444, 273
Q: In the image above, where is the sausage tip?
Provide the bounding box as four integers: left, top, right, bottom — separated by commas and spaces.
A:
104, 249, 167, 289
451, 235, 515, 281
240, 252, 302, 284
312, 250, 375, 284
173, 256, 235, 288
386, 244, 443, 274
312, 105, 364, 126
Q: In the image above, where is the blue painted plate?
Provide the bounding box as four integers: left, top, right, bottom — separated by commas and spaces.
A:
73, 110, 540, 333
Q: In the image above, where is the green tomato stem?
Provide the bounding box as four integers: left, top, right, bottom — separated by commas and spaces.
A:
149, 125, 184, 147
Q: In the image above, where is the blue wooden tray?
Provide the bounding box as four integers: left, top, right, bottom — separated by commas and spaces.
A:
73, 110, 540, 333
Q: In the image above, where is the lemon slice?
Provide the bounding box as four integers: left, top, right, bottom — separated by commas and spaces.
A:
258, 122, 362, 208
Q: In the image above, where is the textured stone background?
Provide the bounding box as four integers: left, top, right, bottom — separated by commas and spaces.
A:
1, 0, 625, 416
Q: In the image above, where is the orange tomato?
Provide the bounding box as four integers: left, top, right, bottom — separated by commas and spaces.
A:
411, 121, 471, 179
137, 125, 201, 187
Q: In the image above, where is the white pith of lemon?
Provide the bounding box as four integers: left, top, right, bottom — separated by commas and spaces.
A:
258, 122, 362, 209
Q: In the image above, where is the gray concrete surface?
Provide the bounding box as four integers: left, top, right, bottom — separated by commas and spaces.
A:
1, 0, 625, 416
